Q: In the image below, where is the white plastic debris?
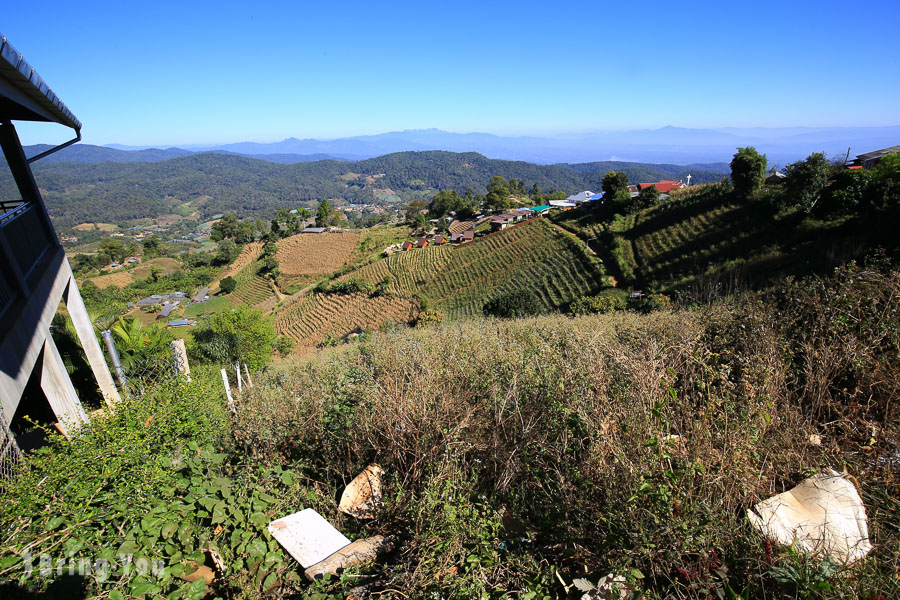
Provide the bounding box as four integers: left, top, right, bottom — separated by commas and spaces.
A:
339, 464, 384, 519
268, 509, 350, 568
747, 469, 872, 563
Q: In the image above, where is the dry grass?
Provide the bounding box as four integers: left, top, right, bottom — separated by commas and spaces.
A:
234, 262, 900, 598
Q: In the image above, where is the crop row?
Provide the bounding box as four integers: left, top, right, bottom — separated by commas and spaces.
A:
229, 275, 274, 306
275, 292, 418, 346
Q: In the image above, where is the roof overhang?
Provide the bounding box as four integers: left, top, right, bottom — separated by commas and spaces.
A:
0, 33, 81, 131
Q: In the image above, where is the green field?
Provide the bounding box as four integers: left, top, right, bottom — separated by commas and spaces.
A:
184, 295, 233, 317
551, 184, 879, 294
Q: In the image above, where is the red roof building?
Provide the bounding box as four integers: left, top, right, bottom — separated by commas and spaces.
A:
638, 180, 685, 194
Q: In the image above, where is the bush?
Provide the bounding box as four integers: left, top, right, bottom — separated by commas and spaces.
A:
482, 290, 542, 318
569, 290, 628, 314
415, 308, 444, 327
191, 305, 277, 370
324, 277, 373, 295
219, 275, 237, 294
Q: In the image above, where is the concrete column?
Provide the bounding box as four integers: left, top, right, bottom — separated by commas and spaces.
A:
63, 271, 121, 406
40, 335, 89, 437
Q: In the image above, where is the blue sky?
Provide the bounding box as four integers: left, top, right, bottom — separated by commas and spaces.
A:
5, 0, 899, 146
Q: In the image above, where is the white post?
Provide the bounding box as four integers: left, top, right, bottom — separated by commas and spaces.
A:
221, 368, 235, 413
170, 339, 191, 382
235, 362, 243, 394
243, 363, 253, 388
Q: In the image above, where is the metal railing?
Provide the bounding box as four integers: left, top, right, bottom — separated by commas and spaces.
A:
0, 202, 56, 318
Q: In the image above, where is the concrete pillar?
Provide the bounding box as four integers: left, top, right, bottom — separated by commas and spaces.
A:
63, 272, 121, 406
40, 335, 89, 436
170, 338, 191, 381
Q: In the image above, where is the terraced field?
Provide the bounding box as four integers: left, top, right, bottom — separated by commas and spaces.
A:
212, 242, 263, 292
274, 292, 418, 347
344, 219, 607, 318
229, 275, 275, 307
273, 219, 607, 348
551, 185, 790, 292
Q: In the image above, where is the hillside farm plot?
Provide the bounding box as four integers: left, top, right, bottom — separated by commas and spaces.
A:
133, 257, 181, 279
426, 220, 606, 317
275, 292, 418, 347
89, 257, 182, 289
88, 270, 135, 289
275, 232, 359, 281
215, 242, 263, 285
348, 219, 607, 318
229, 275, 275, 307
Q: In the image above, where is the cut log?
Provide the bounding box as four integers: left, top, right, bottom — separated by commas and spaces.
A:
304, 535, 394, 581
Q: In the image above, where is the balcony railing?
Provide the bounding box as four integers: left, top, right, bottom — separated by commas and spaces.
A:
0, 201, 57, 318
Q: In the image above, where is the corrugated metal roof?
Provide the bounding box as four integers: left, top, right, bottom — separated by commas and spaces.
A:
0, 32, 81, 130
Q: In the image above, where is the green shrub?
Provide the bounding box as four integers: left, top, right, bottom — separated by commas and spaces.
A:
482, 290, 542, 318
219, 276, 237, 294
570, 290, 628, 314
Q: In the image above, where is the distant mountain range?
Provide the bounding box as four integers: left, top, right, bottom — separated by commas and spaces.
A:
98, 126, 900, 166
24, 144, 349, 164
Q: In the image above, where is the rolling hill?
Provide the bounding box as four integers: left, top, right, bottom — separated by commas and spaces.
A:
0, 151, 725, 228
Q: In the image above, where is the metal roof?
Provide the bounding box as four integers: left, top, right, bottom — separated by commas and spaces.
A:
0, 32, 81, 130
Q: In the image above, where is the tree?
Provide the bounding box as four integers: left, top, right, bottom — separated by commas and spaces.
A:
483, 290, 542, 318
192, 306, 278, 371
636, 185, 660, 209
405, 200, 429, 226
730, 147, 767, 197
602, 171, 629, 199
219, 276, 237, 294
782, 152, 830, 214
142, 236, 161, 258
484, 176, 511, 211
214, 239, 238, 266
98, 238, 127, 264
316, 200, 332, 227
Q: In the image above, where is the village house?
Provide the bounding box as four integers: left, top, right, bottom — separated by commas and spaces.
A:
850, 145, 900, 170
638, 180, 686, 194
416, 238, 429, 248
433, 235, 447, 245
462, 230, 475, 242
401, 240, 414, 251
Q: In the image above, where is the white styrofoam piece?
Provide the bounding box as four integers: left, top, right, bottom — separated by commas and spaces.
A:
747, 469, 873, 563
268, 508, 351, 568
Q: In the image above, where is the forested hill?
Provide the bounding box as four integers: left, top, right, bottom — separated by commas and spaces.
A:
1, 150, 725, 227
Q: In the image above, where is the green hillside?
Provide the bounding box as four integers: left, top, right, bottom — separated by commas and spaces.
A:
0, 151, 724, 228
553, 182, 900, 295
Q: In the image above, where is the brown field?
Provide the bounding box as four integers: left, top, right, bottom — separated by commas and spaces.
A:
275, 291, 418, 347
275, 232, 359, 277
88, 271, 135, 289
132, 257, 181, 279
73, 222, 117, 232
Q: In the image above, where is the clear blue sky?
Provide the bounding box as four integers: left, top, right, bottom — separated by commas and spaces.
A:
5, 0, 899, 146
